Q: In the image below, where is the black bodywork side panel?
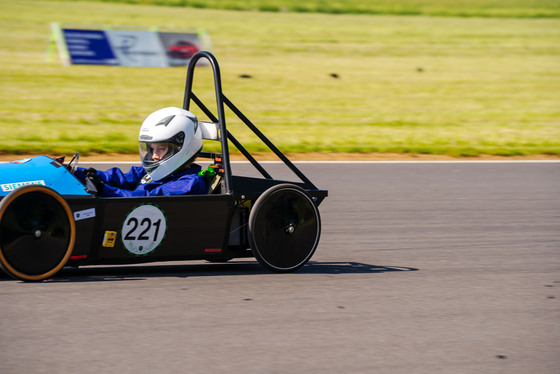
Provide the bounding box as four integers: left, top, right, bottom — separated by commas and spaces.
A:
67, 194, 237, 265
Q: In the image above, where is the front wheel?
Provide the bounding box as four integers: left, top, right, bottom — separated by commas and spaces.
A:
0, 185, 76, 281
248, 184, 321, 272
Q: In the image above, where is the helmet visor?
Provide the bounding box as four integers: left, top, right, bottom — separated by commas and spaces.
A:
140, 141, 182, 174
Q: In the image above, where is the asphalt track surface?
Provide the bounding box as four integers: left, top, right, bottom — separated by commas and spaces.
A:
1, 161, 558, 374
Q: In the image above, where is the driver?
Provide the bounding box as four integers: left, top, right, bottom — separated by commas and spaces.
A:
74, 107, 207, 197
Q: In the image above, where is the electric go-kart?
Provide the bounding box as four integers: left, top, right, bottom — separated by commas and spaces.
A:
0, 51, 328, 281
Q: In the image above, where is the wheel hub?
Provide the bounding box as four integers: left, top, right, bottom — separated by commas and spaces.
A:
285, 223, 296, 235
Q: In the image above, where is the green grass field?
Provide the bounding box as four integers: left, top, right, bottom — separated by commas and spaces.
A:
0, 0, 559, 157
41, 0, 560, 18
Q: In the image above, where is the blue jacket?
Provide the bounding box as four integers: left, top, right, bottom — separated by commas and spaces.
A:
75, 165, 207, 197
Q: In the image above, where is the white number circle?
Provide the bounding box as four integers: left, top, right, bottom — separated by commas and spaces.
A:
122, 204, 167, 256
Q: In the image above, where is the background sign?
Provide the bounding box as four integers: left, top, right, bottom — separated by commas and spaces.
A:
49, 23, 211, 67
62, 29, 118, 65
106, 30, 168, 67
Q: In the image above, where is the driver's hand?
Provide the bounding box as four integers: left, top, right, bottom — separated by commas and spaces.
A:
85, 168, 104, 195
85, 167, 97, 178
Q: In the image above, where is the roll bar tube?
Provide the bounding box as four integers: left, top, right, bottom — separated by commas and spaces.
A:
183, 51, 319, 193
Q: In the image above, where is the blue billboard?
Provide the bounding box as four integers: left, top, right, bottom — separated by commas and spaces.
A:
62, 29, 118, 66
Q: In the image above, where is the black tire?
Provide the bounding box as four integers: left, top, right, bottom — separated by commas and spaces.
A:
0, 185, 76, 281
249, 184, 321, 272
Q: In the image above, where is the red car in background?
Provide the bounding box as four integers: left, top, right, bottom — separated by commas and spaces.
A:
167, 41, 199, 59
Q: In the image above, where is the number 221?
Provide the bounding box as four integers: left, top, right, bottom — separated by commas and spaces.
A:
124, 217, 162, 241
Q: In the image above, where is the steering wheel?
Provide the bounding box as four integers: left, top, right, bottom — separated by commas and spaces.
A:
67, 152, 79, 174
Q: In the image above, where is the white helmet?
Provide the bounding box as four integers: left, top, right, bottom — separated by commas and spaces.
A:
139, 107, 202, 182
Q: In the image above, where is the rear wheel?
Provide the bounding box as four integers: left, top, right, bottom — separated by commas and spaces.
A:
0, 185, 75, 281
249, 184, 321, 272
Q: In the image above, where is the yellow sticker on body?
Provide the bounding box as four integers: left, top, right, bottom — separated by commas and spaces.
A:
102, 231, 117, 247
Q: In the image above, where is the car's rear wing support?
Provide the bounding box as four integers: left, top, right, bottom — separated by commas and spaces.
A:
183, 51, 321, 196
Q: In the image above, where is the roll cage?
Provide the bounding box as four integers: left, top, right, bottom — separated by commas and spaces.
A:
183, 51, 327, 205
